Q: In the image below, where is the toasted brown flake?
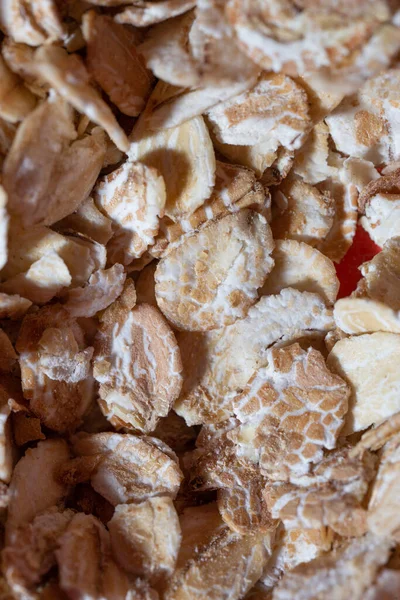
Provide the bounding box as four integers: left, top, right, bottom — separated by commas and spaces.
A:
94, 162, 166, 264
0, 54, 36, 123
3, 507, 74, 598
129, 113, 216, 222
3, 97, 106, 227
260, 240, 339, 305
155, 210, 274, 331
82, 12, 153, 117
230, 343, 349, 481
64, 265, 126, 318
176, 288, 334, 425
116, 0, 196, 27
6, 439, 70, 542
16, 305, 94, 433
34, 45, 129, 152
273, 534, 392, 600
94, 301, 182, 433
265, 447, 377, 537
109, 498, 181, 584
271, 176, 335, 247
327, 332, 400, 435
71, 432, 183, 505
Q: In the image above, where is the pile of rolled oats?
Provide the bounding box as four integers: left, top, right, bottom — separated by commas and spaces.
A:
1, 0, 400, 598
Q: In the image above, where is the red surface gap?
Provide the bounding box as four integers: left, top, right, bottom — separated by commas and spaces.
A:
335, 225, 381, 299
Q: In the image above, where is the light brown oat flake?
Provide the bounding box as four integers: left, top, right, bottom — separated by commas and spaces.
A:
292, 122, 336, 186
230, 343, 349, 481
2, 97, 106, 227
368, 432, 400, 541
176, 288, 334, 425
109, 498, 181, 585
226, 0, 391, 77
207, 72, 310, 150
2, 506, 74, 599
359, 236, 400, 309
129, 113, 215, 222
93, 300, 182, 433
259, 240, 339, 305
155, 210, 274, 331
54, 196, 113, 246
327, 332, 400, 435
271, 176, 335, 247
165, 502, 270, 600
334, 297, 400, 334
151, 161, 269, 257
71, 432, 183, 505
351, 412, 400, 457
82, 11, 153, 117
264, 447, 377, 537
0, 292, 31, 320
6, 439, 70, 543
0, 53, 36, 124
64, 265, 126, 318
273, 534, 393, 600
94, 162, 166, 265
116, 0, 197, 27
34, 45, 129, 152
0, 0, 65, 46
16, 305, 94, 433
1, 38, 49, 98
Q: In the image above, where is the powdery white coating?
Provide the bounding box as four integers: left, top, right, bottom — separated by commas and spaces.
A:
129, 114, 215, 221
175, 288, 334, 425
361, 193, 400, 246
116, 0, 196, 27
71, 432, 183, 505
207, 73, 310, 149
259, 240, 339, 306
334, 297, 400, 334
109, 498, 181, 584
94, 303, 183, 433
326, 69, 400, 166
65, 265, 126, 318
273, 534, 392, 600
328, 332, 400, 435
94, 162, 166, 264
230, 343, 349, 481
155, 210, 274, 331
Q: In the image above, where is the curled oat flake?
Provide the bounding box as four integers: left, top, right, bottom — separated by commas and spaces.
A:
94, 162, 166, 264
327, 332, 400, 435
34, 45, 129, 152
271, 176, 335, 248
82, 12, 153, 118
259, 240, 339, 306
109, 498, 181, 584
71, 432, 183, 505
116, 0, 197, 27
129, 113, 215, 222
155, 210, 274, 331
176, 288, 334, 425
206, 73, 310, 150
94, 300, 182, 433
